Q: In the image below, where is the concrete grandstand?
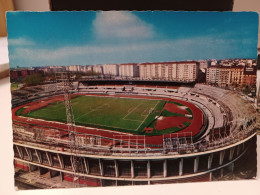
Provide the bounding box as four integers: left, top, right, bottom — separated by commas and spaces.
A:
12, 79, 257, 188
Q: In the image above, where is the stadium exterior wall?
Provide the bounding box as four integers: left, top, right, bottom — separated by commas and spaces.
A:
12, 82, 257, 187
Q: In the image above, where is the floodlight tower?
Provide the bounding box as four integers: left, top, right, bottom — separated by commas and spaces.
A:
59, 72, 81, 186
61, 72, 75, 134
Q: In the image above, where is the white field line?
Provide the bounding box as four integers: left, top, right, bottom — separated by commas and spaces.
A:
83, 93, 160, 102
74, 99, 159, 131
74, 103, 110, 121
76, 120, 137, 131
18, 115, 133, 135
141, 108, 150, 117
122, 103, 143, 121
72, 97, 140, 131
135, 100, 160, 131
127, 107, 135, 113
74, 99, 113, 121
27, 95, 159, 132
123, 118, 143, 122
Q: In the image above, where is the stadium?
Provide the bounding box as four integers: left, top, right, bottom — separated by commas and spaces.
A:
12, 78, 257, 188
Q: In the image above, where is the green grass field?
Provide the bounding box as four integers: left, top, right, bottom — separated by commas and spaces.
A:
23, 95, 166, 134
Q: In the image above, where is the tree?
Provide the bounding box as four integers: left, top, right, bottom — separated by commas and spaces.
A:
23, 73, 44, 86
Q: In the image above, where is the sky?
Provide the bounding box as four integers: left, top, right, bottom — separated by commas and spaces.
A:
6, 11, 259, 68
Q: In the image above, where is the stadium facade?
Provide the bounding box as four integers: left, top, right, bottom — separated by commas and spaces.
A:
12, 76, 257, 188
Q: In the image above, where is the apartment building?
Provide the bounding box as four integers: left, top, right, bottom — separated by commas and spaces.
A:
92, 65, 103, 74
118, 63, 139, 77
206, 66, 219, 84
206, 65, 256, 87
102, 64, 119, 76
139, 61, 199, 82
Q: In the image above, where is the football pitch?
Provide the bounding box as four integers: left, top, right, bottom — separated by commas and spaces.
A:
24, 95, 166, 133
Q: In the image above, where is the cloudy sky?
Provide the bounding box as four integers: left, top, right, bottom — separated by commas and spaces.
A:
7, 11, 259, 68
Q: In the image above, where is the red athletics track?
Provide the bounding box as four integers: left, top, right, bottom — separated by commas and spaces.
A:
155, 116, 192, 131
12, 94, 205, 147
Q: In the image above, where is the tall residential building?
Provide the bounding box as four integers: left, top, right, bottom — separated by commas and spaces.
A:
80, 66, 88, 73
103, 64, 119, 76
65, 65, 93, 73
206, 66, 256, 88
92, 65, 103, 74
118, 63, 139, 77
206, 66, 219, 84
230, 66, 244, 86
139, 61, 199, 82
47, 66, 66, 73
86, 66, 93, 72
65, 65, 81, 72
243, 66, 257, 86
217, 67, 232, 87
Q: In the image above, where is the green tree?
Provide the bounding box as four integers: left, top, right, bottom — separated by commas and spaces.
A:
23, 73, 44, 86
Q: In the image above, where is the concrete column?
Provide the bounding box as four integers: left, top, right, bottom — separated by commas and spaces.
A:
194, 156, 199, 173
147, 160, 151, 178
57, 153, 64, 169
179, 158, 183, 176
25, 148, 32, 161
35, 149, 42, 164
100, 179, 103, 187
16, 145, 23, 159
228, 163, 234, 172
46, 152, 53, 166
208, 154, 213, 169
83, 158, 89, 174
70, 156, 75, 172
114, 160, 119, 177
220, 168, 223, 177
60, 172, 64, 181
163, 159, 167, 177
131, 160, 135, 178
237, 145, 241, 156
209, 172, 212, 181
219, 151, 225, 165
229, 147, 235, 160
99, 159, 103, 176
